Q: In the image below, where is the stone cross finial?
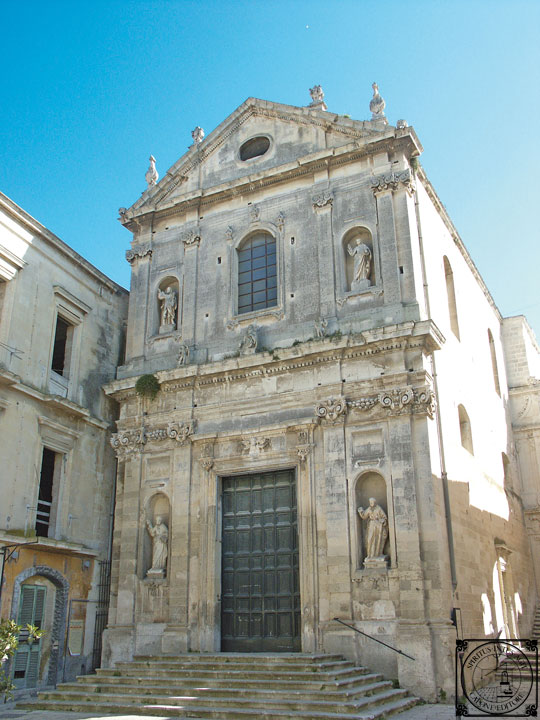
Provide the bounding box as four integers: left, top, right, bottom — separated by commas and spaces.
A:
369, 82, 386, 119
308, 85, 327, 111
145, 155, 159, 187
191, 126, 205, 144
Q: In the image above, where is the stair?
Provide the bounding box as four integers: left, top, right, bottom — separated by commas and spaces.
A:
18, 653, 419, 718
532, 603, 540, 640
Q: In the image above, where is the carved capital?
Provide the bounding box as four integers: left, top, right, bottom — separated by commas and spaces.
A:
126, 245, 152, 264
371, 169, 415, 196
167, 421, 195, 443
110, 428, 146, 458
315, 397, 347, 424
378, 387, 414, 414
183, 230, 201, 247
312, 191, 333, 209
199, 457, 214, 471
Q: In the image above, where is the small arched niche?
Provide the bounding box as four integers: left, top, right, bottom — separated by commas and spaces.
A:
354, 472, 389, 569
458, 404, 474, 454
142, 492, 170, 579
343, 227, 374, 293
156, 276, 179, 335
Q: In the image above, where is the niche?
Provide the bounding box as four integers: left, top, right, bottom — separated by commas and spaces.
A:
142, 492, 170, 579
343, 227, 374, 293
355, 471, 389, 569
156, 276, 179, 335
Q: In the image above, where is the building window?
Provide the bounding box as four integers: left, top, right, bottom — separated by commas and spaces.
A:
458, 404, 473, 454
238, 233, 277, 314
36, 447, 61, 537
488, 329, 501, 396
239, 136, 270, 161
51, 316, 72, 376
443, 256, 460, 340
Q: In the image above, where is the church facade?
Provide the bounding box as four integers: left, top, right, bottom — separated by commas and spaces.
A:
102, 86, 540, 699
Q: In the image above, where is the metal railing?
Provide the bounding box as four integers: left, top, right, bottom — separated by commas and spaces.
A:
333, 617, 415, 661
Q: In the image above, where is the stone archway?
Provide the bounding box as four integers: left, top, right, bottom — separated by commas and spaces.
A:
11, 565, 69, 685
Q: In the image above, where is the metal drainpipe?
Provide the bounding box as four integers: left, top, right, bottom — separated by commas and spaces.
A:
412, 165, 458, 595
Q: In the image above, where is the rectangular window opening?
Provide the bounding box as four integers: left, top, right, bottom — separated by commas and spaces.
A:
51, 316, 71, 376
36, 447, 61, 538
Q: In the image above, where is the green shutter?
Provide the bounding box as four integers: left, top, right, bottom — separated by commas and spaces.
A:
13, 585, 46, 688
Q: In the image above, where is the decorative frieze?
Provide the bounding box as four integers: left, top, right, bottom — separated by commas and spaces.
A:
371, 169, 415, 196
110, 420, 195, 457
348, 386, 436, 418
312, 191, 333, 209
126, 245, 152, 264
315, 397, 347, 424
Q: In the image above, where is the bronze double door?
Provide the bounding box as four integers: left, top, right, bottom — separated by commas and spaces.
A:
221, 469, 300, 652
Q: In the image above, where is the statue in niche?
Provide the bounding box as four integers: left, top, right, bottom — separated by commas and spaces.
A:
347, 239, 372, 291
240, 324, 257, 355
158, 286, 177, 332
177, 342, 190, 366
358, 498, 388, 566
146, 515, 169, 578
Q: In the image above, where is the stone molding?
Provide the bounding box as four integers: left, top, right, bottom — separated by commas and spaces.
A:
111, 421, 195, 458
371, 169, 415, 196
126, 245, 152, 264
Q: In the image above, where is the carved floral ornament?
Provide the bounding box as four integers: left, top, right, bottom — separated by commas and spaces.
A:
296, 429, 313, 463
183, 230, 201, 247
312, 191, 334, 209
371, 169, 415, 196
238, 436, 271, 456
110, 421, 195, 458
315, 397, 347, 424
126, 245, 152, 264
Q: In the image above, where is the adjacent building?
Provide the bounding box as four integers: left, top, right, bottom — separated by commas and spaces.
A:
0, 192, 128, 689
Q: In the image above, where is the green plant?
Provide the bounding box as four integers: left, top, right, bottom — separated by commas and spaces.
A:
135, 373, 160, 400
328, 329, 343, 343
438, 687, 447, 702
292, 340, 301, 347
410, 157, 419, 173
392, 678, 400, 688
1, 619, 43, 700
113, 670, 121, 677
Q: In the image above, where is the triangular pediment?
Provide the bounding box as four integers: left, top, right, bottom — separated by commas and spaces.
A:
122, 98, 397, 221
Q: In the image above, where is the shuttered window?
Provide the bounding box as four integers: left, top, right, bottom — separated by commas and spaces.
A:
13, 585, 46, 688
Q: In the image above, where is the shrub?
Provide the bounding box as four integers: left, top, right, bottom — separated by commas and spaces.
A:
135, 374, 160, 400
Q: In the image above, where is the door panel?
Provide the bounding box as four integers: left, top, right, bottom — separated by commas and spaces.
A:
221, 470, 300, 652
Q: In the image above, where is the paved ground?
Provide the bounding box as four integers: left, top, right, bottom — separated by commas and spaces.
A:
0, 703, 506, 719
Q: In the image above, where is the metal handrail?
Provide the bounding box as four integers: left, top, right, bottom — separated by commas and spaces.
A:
333, 617, 415, 661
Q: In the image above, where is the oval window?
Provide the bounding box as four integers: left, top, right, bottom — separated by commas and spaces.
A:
239, 136, 270, 161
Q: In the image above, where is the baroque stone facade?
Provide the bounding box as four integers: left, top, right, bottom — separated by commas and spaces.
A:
101, 89, 540, 700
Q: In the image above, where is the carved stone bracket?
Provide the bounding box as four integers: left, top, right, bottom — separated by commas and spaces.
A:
199, 441, 215, 471
238, 436, 271, 456
126, 245, 152, 264
249, 205, 260, 223
276, 211, 285, 231
312, 191, 333, 209
225, 226, 234, 242
371, 169, 415, 196
183, 230, 201, 247
315, 397, 347, 424
226, 318, 239, 331
295, 428, 313, 463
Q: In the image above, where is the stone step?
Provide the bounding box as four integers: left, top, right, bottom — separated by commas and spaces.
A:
110, 659, 357, 674
34, 684, 407, 713
68, 672, 385, 697
133, 652, 345, 664
19, 692, 417, 719
97, 665, 363, 682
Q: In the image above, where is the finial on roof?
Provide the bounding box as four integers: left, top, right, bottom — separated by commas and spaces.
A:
369, 82, 386, 120
145, 155, 159, 187
308, 85, 327, 111
191, 126, 205, 144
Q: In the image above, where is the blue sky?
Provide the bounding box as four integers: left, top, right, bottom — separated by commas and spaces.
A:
2, 0, 539, 338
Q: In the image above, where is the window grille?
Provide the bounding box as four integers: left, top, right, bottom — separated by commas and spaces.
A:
238, 233, 277, 314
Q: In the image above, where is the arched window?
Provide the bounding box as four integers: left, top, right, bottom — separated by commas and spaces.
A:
488, 329, 501, 396
458, 404, 473, 454
237, 232, 277, 314
443, 256, 460, 339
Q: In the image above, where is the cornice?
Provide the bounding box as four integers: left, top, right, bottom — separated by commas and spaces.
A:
121, 131, 421, 230
105, 321, 441, 399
